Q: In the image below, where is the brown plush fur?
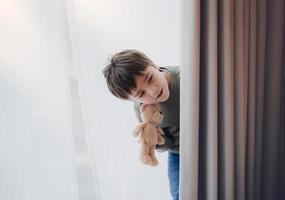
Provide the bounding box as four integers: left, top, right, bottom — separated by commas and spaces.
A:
133, 104, 165, 166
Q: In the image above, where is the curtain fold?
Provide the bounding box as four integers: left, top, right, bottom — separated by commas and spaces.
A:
180, 0, 200, 199
245, 1, 257, 200
180, 0, 285, 199
254, 0, 267, 199
198, 0, 218, 199
218, 0, 235, 199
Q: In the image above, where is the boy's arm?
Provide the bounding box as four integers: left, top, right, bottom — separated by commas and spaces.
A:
155, 127, 175, 152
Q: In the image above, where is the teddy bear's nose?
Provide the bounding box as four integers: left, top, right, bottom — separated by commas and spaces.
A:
159, 111, 162, 114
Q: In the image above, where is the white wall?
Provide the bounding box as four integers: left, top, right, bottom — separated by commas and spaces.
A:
0, 0, 180, 200
0, 1, 77, 200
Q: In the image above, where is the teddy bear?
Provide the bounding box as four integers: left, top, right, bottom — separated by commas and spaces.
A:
133, 103, 165, 166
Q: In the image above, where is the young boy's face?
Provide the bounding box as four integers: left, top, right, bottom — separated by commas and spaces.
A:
128, 66, 171, 104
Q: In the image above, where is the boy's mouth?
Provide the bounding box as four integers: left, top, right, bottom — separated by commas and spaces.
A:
156, 89, 163, 99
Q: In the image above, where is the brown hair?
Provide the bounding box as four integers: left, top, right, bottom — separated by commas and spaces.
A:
102, 49, 155, 99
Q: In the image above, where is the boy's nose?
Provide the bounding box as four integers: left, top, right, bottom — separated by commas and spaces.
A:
148, 86, 159, 98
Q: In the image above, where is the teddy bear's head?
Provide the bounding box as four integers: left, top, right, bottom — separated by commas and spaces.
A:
139, 104, 163, 123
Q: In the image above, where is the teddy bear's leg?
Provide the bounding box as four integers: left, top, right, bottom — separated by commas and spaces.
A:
149, 145, 158, 166
140, 142, 152, 165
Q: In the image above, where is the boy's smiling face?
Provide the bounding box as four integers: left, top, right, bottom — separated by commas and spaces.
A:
128, 65, 171, 104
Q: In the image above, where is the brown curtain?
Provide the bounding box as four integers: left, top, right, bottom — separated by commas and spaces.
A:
180, 0, 285, 200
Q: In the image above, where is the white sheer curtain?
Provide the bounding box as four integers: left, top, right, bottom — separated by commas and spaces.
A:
0, 0, 180, 200
68, 1, 180, 199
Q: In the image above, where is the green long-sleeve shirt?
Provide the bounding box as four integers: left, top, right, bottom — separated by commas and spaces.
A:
133, 66, 180, 154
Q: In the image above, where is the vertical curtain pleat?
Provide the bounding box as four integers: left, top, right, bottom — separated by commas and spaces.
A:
199, 0, 218, 199
254, 0, 267, 199
234, 0, 247, 199
218, 0, 235, 199
278, 53, 285, 199
261, 0, 285, 199
245, 0, 257, 200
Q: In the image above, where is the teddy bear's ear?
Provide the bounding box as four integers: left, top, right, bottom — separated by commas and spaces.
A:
139, 104, 147, 113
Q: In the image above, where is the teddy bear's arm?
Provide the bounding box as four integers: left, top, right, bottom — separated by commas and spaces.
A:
156, 127, 164, 135
132, 122, 146, 137
156, 127, 165, 145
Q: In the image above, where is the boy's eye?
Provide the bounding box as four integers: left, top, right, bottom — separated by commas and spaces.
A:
148, 75, 153, 83
139, 91, 145, 98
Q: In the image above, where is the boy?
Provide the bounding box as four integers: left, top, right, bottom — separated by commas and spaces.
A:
102, 49, 180, 200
